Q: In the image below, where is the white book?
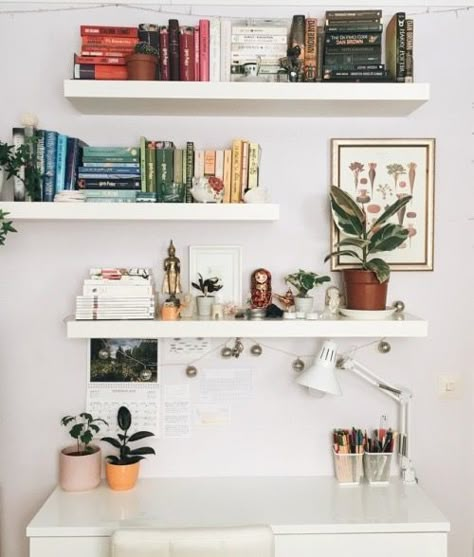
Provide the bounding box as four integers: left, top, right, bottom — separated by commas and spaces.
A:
231, 34, 288, 44
210, 18, 221, 82
82, 284, 154, 297
231, 25, 288, 35
215, 150, 224, 179
194, 150, 205, 179
220, 19, 232, 82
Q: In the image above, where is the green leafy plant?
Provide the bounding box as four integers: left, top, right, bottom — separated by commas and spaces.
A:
134, 41, 159, 57
192, 273, 223, 297
0, 137, 42, 201
61, 413, 108, 456
0, 210, 16, 245
325, 185, 412, 283
102, 406, 155, 465
285, 269, 330, 298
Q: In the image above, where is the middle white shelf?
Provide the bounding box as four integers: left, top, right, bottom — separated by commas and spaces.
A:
66, 314, 427, 339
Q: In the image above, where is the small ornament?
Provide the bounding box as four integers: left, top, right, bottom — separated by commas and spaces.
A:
393, 300, 405, 313
186, 365, 198, 378
221, 346, 233, 359
140, 369, 153, 381
250, 268, 272, 309
211, 303, 224, 320
325, 286, 342, 316
292, 358, 305, 372
232, 338, 244, 358
190, 176, 224, 203
273, 288, 295, 312
378, 340, 391, 354
250, 343, 263, 356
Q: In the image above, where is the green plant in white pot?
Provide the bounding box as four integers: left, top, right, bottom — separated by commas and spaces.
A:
285, 269, 331, 314
192, 273, 223, 317
325, 185, 411, 310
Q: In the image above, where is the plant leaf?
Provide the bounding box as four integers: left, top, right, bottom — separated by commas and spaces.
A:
117, 406, 131, 431
128, 431, 155, 442
324, 250, 363, 264
366, 258, 390, 283
371, 195, 412, 229
69, 424, 83, 439
368, 224, 409, 254
106, 455, 120, 464
330, 185, 365, 236
338, 238, 370, 249
128, 447, 156, 456
80, 430, 93, 446
101, 436, 122, 449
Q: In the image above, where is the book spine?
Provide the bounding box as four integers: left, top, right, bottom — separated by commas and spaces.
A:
179, 27, 195, 81
241, 140, 249, 195
11, 127, 25, 201
405, 19, 414, 83
199, 19, 210, 81
80, 25, 138, 37
223, 149, 232, 203
209, 18, 221, 82
79, 166, 139, 174
316, 26, 324, 82
80, 48, 133, 57
290, 15, 305, 81
82, 157, 139, 164
74, 54, 126, 65
204, 150, 216, 176
84, 146, 139, 158
325, 10, 382, 20
220, 19, 231, 82
168, 19, 180, 81
156, 147, 174, 201
146, 141, 156, 193
385, 12, 405, 82
325, 23, 383, 32
194, 150, 204, 179
81, 35, 138, 47
185, 141, 194, 203
36, 129, 46, 200
194, 27, 200, 81
139, 136, 147, 192
55, 134, 68, 193
324, 32, 382, 47
78, 173, 141, 179
397, 13, 407, 82
159, 26, 170, 80
248, 143, 260, 189
43, 131, 58, 202
83, 284, 153, 296
77, 179, 141, 189
82, 162, 139, 168
230, 139, 242, 203
74, 64, 127, 80
215, 150, 224, 179
174, 149, 183, 184
304, 18, 317, 82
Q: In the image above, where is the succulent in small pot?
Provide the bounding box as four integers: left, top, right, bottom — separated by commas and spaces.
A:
192, 273, 223, 317
285, 269, 330, 313
102, 405, 155, 491
59, 413, 108, 491
325, 185, 411, 310
127, 42, 159, 81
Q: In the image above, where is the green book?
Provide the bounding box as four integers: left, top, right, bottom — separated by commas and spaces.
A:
156, 147, 174, 201
139, 136, 147, 193
83, 146, 139, 158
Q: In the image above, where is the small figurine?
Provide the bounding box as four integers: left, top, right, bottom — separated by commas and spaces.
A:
273, 288, 295, 312
279, 45, 303, 83
250, 268, 272, 309
190, 176, 224, 203
325, 286, 342, 315
162, 240, 182, 305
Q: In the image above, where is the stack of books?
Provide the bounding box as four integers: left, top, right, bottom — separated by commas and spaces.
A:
78, 146, 142, 202
75, 268, 156, 320
74, 25, 138, 80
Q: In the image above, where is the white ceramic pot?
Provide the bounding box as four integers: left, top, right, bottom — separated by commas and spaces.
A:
59, 445, 102, 491
294, 296, 314, 314
196, 295, 214, 317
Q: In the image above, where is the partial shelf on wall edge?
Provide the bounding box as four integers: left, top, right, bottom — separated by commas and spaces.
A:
63, 80, 430, 117
0, 202, 279, 221
65, 314, 428, 339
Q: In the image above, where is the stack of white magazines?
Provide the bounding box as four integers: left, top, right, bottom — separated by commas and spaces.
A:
75, 267, 155, 320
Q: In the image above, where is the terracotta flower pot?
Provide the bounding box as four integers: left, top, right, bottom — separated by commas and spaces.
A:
105, 461, 140, 491
59, 445, 101, 492
343, 269, 388, 310
127, 54, 157, 80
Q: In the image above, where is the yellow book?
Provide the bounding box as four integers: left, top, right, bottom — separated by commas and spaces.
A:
248, 142, 261, 189
230, 139, 243, 203
241, 140, 249, 197
223, 149, 232, 203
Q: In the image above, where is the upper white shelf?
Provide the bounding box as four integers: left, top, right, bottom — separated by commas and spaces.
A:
64, 81, 430, 118
66, 314, 428, 339
0, 202, 279, 222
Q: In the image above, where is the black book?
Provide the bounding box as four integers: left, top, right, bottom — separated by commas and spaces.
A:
386, 12, 406, 82
325, 32, 382, 48
168, 19, 180, 81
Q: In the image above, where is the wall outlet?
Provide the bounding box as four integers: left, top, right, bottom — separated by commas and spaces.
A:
437, 374, 463, 400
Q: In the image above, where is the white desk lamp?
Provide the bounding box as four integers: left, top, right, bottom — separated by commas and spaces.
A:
296, 340, 416, 484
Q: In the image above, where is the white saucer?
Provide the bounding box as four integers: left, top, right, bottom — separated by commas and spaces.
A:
339, 307, 397, 320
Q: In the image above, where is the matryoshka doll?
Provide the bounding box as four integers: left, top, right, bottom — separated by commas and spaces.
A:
250, 268, 272, 309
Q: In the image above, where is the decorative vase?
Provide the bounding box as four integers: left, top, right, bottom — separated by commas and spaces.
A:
196, 295, 214, 317
343, 269, 388, 310
105, 461, 140, 491
127, 54, 157, 80
294, 296, 314, 313
59, 445, 101, 492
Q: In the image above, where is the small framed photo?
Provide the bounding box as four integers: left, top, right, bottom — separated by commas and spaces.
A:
331, 138, 435, 271
189, 245, 242, 305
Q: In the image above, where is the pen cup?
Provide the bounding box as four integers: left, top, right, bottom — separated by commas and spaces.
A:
332, 449, 364, 485
363, 452, 393, 485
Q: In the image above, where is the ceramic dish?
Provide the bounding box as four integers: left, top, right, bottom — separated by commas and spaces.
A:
339, 307, 397, 320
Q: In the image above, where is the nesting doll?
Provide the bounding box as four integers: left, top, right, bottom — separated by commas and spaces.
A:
250, 268, 272, 309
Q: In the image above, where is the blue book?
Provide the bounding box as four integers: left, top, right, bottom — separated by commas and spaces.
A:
55, 134, 68, 193
77, 166, 140, 175
43, 130, 58, 202
65, 137, 87, 190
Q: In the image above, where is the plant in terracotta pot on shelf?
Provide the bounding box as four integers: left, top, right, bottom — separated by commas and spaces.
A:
59, 413, 108, 491
192, 273, 223, 317
127, 42, 159, 80
285, 269, 330, 314
325, 185, 412, 311
102, 405, 155, 491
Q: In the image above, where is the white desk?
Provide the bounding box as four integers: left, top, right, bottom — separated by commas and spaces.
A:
27, 476, 449, 557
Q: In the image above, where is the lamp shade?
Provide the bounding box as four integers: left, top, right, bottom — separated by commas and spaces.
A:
296, 340, 342, 396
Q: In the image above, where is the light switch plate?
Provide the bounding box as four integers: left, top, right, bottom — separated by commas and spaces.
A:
437, 374, 463, 400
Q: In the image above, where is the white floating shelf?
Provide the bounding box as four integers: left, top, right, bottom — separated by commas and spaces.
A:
0, 202, 279, 221
66, 314, 428, 339
64, 81, 430, 118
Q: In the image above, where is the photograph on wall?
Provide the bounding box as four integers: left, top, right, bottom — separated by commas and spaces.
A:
331, 138, 435, 271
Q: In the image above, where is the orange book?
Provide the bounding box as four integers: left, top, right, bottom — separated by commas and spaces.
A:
74, 63, 128, 80
82, 35, 138, 47
204, 150, 216, 176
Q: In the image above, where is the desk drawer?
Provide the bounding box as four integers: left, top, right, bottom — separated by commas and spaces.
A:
30, 537, 109, 557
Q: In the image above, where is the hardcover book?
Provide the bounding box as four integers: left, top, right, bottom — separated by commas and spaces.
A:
199, 19, 210, 81
385, 12, 406, 82
80, 25, 138, 37
43, 130, 58, 202
159, 26, 170, 80
74, 63, 127, 80
55, 134, 68, 193
179, 27, 195, 81
168, 19, 180, 81
405, 18, 414, 82
304, 18, 317, 82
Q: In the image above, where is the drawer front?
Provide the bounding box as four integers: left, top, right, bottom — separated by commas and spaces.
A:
275, 533, 447, 557
30, 537, 109, 557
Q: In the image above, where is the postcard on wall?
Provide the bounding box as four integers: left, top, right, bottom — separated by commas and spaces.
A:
86, 338, 160, 435
331, 138, 435, 271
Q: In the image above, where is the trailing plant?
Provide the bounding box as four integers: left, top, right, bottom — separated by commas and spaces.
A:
0, 210, 16, 245
102, 406, 155, 465
133, 41, 159, 57
325, 185, 412, 283
191, 273, 223, 297
0, 137, 42, 201
61, 413, 108, 455
285, 269, 330, 298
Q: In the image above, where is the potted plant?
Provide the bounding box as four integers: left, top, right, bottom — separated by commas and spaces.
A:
0, 137, 41, 201
191, 273, 223, 317
59, 413, 108, 491
101, 405, 155, 491
285, 269, 331, 313
325, 185, 411, 310
127, 42, 159, 80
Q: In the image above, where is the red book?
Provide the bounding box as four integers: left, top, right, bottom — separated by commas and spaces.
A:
179, 27, 195, 81
82, 35, 138, 47
74, 63, 128, 80
194, 27, 200, 81
80, 25, 138, 38
159, 26, 169, 80
199, 19, 209, 81
74, 53, 126, 65
80, 48, 133, 57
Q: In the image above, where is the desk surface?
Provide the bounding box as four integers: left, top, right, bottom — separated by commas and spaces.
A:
27, 476, 449, 538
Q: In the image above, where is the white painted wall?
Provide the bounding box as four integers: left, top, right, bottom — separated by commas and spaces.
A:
0, 4, 472, 557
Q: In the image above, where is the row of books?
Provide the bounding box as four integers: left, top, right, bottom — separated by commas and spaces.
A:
72, 12, 414, 83
75, 267, 155, 320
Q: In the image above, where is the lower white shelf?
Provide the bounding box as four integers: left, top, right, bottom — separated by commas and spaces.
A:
65, 314, 427, 339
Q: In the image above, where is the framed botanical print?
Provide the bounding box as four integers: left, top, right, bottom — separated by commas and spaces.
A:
331, 138, 435, 271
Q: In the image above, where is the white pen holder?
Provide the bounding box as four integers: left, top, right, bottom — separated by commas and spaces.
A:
363, 452, 393, 485
333, 449, 364, 485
